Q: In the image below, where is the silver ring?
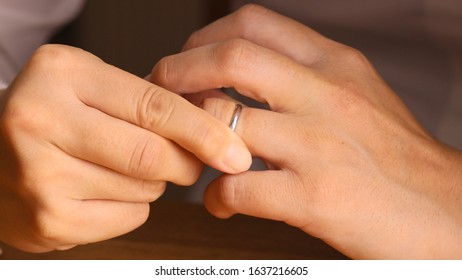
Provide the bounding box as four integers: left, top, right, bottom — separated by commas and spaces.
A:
229, 104, 243, 132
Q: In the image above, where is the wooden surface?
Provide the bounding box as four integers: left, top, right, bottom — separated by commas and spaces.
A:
0, 200, 347, 260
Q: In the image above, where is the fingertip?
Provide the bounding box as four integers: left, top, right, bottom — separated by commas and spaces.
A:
203, 184, 237, 219
222, 137, 252, 174
205, 203, 235, 219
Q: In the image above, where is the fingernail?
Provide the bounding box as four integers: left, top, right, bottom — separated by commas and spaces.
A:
224, 140, 252, 173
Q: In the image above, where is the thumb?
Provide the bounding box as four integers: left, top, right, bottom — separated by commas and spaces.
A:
204, 170, 301, 225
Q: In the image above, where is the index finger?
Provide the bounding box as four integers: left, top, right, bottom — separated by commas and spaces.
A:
151, 39, 327, 112
183, 4, 334, 66
67, 46, 252, 174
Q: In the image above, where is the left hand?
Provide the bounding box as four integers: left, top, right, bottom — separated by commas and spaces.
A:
0, 45, 251, 252
149, 4, 462, 259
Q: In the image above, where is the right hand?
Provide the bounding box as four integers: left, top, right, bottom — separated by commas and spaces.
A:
150, 5, 462, 259
0, 44, 251, 252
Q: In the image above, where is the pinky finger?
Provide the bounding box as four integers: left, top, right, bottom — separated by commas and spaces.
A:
55, 200, 150, 247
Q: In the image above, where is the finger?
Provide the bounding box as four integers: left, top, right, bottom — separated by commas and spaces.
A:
183, 89, 236, 107
199, 97, 299, 165
56, 105, 202, 186
53, 200, 150, 247
204, 170, 307, 228
18, 139, 167, 203
56, 153, 166, 203
60, 46, 251, 174
151, 39, 325, 112
184, 4, 334, 66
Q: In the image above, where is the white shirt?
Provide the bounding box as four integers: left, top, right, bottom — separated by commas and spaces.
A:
0, 0, 85, 88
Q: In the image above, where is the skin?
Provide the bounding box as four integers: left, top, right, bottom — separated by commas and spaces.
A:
151, 4, 462, 259
0, 44, 252, 252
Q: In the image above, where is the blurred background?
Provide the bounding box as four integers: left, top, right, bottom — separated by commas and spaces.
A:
53, 0, 230, 77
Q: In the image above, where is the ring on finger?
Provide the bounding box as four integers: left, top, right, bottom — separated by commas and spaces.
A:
229, 104, 243, 132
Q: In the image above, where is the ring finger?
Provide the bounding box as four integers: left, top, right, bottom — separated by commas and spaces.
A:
198, 96, 295, 165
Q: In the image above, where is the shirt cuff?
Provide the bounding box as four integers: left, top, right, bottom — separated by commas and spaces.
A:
0, 79, 8, 90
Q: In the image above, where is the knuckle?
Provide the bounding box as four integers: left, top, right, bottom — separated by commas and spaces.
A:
216, 175, 242, 212
233, 4, 270, 33
185, 4, 269, 50
1, 49, 79, 137
28, 44, 76, 74
128, 136, 164, 179
30, 206, 67, 246
339, 46, 372, 71
137, 86, 175, 131
19, 177, 67, 245
1, 100, 57, 145
323, 48, 376, 117
214, 38, 258, 76
2, 102, 38, 135
26, 45, 97, 86
184, 30, 202, 50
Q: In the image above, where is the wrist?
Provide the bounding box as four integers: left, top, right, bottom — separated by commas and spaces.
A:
388, 140, 462, 258
422, 143, 462, 258
326, 139, 462, 259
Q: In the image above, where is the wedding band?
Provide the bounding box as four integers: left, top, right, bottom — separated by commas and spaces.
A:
229, 104, 243, 132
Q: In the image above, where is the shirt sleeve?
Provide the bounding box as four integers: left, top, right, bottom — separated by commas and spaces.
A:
0, 0, 85, 87
0, 79, 7, 90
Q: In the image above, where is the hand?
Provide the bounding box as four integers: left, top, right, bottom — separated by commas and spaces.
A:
150, 5, 462, 259
0, 44, 251, 252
